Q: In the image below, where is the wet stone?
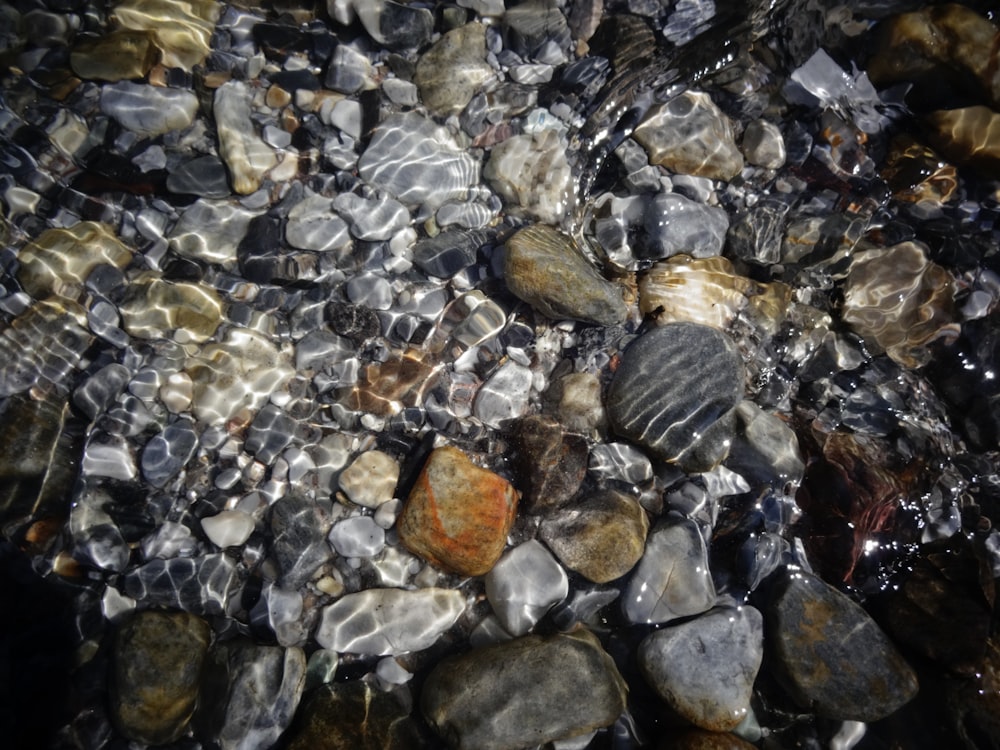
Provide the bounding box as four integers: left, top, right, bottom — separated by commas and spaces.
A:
633, 91, 744, 181
763, 567, 919, 722
333, 192, 409, 241
503, 0, 571, 63
315, 587, 465, 655
540, 489, 649, 584
214, 80, 278, 194
512, 414, 588, 514
925, 105, 1000, 179
485, 539, 569, 636
140, 418, 199, 488
285, 191, 352, 253
111, 0, 221, 71
422, 628, 627, 750
724, 401, 804, 491
328, 515, 385, 557
473, 361, 533, 428
119, 275, 223, 344
484, 129, 575, 224
741, 119, 786, 169
641, 192, 729, 260
606, 323, 744, 471
111, 610, 211, 746
74, 363, 131, 420
397, 445, 519, 577
70, 29, 159, 82
727, 199, 790, 266
325, 44, 371, 94
100, 82, 199, 137
168, 199, 257, 267
17, 222, 132, 300
201, 510, 254, 548
415, 22, 494, 117
167, 155, 232, 199
622, 517, 717, 625
338, 449, 399, 508
270, 495, 334, 589
246, 404, 296, 465
504, 223, 627, 326
69, 487, 130, 571
122, 553, 241, 616
638, 606, 764, 732
411, 229, 488, 279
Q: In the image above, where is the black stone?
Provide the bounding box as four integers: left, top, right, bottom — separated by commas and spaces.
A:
411, 229, 488, 279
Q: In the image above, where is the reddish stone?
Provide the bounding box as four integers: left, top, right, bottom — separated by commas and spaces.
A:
398, 445, 519, 576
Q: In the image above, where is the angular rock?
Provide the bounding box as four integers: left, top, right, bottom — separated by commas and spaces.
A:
622, 518, 716, 625
606, 323, 744, 472
473, 361, 533, 428
422, 629, 627, 750
397, 445, 519, 576
415, 23, 493, 117
485, 540, 568, 635
512, 414, 588, 513
638, 606, 764, 732
764, 567, 918, 722
741, 119, 786, 169
315, 587, 465, 655
112, 610, 210, 745
484, 130, 575, 224
504, 223, 627, 326
724, 401, 804, 492
540, 490, 648, 584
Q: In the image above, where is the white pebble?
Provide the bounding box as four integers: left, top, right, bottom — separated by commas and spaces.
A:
201, 509, 255, 548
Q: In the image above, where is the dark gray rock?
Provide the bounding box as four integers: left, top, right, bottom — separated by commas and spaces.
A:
167, 155, 231, 199
512, 414, 588, 513
422, 628, 627, 750
412, 229, 489, 279
141, 418, 199, 488
122, 554, 242, 616
245, 404, 296, 465
764, 567, 918, 721
640, 192, 728, 260
270, 495, 334, 589
606, 323, 743, 471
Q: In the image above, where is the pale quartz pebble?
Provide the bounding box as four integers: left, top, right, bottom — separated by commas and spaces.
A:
373, 498, 401, 529
483, 129, 575, 225
158, 371, 193, 413
168, 198, 257, 267
338, 450, 399, 508
327, 515, 385, 557
375, 656, 412, 686
201, 510, 255, 548
484, 540, 569, 636
473, 361, 533, 428
82, 435, 137, 481
315, 587, 466, 655
742, 119, 786, 169
214, 80, 278, 194
100, 82, 199, 136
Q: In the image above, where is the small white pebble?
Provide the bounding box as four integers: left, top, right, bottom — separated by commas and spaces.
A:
201, 509, 255, 548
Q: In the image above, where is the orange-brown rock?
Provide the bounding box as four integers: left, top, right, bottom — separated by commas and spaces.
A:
397, 445, 519, 576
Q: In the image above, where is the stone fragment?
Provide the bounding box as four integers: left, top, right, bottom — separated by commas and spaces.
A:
415, 23, 493, 117
397, 445, 519, 576
167, 155, 232, 199
504, 223, 627, 326
484, 129, 575, 224
622, 518, 716, 624
111, 0, 220, 71
638, 606, 764, 732
196, 641, 306, 750
741, 119, 786, 169
325, 44, 371, 94
328, 515, 385, 557
724, 401, 804, 492
422, 629, 627, 750
17, 222, 132, 300
727, 198, 790, 266
540, 490, 648, 583
512, 414, 588, 513
641, 192, 729, 260
284, 681, 421, 750
214, 80, 278, 194
70, 29, 159, 81
270, 495, 334, 589
168, 199, 257, 267
338, 450, 399, 508
315, 588, 465, 655
633, 91, 743, 180
764, 567, 918, 721
606, 323, 744, 472
112, 610, 210, 745
330, 0, 432, 50
119, 275, 223, 344
841, 241, 958, 367
100, 82, 199, 137
485, 540, 568, 635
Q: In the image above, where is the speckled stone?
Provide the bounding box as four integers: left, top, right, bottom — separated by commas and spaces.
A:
397, 445, 519, 576
415, 22, 493, 117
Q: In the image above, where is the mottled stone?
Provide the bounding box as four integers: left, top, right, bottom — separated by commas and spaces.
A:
606, 323, 743, 471
485, 540, 568, 635
641, 192, 729, 260
112, 610, 211, 745
122, 554, 241, 616
141, 418, 199, 488
633, 91, 743, 180
764, 567, 918, 721
119, 275, 223, 344
622, 518, 716, 624
397, 445, 519, 576
316, 588, 465, 655
639, 606, 764, 731
338, 450, 399, 508
17, 222, 132, 300
484, 129, 575, 224
422, 629, 627, 750
270, 495, 334, 589
512, 414, 588, 513
111, 0, 220, 71
70, 29, 159, 81
100, 82, 199, 137
504, 223, 627, 326
415, 23, 493, 117
473, 361, 533, 428
503, 0, 571, 63
540, 490, 648, 583
169, 199, 257, 267
214, 80, 278, 194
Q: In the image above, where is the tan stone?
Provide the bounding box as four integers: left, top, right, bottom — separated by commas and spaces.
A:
17, 222, 132, 299
70, 29, 160, 81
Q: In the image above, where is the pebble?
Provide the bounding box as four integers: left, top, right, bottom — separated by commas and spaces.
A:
512, 414, 588, 513
196, 641, 306, 750
119, 276, 223, 344
16, 222, 132, 300
638, 606, 764, 732
315, 587, 465, 655
725, 401, 804, 491
123, 554, 241, 616
412, 228, 488, 279
328, 515, 385, 557
0, 299, 93, 397
325, 44, 371, 94
285, 191, 352, 253
606, 323, 744, 471
415, 22, 494, 117
421, 628, 627, 750
763, 567, 918, 722
502, 0, 571, 63
622, 517, 717, 624
112, 0, 220, 71
398, 445, 519, 576
484, 539, 569, 635
727, 198, 790, 265
338, 450, 400, 508
99, 82, 199, 137
70, 29, 159, 82
741, 119, 786, 169
214, 80, 278, 194
473, 360, 533, 428
633, 91, 744, 180
484, 129, 575, 224
201, 510, 255, 548
333, 192, 409, 241
550, 371, 607, 437
111, 610, 211, 745
641, 191, 729, 260
504, 223, 627, 326
169, 199, 257, 267
270, 495, 334, 589
167, 155, 232, 199
540, 489, 649, 583
140, 418, 199, 488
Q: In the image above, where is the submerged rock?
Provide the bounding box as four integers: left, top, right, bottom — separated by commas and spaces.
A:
512, 414, 588, 513
924, 106, 1000, 178
484, 539, 568, 635
214, 80, 278, 194
110, 0, 220, 71
415, 22, 493, 117
421, 628, 627, 750
119, 275, 223, 344
100, 82, 199, 137
484, 130, 575, 224
70, 29, 159, 82
17, 222, 132, 300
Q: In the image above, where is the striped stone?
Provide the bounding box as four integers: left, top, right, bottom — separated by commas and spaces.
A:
606, 323, 743, 471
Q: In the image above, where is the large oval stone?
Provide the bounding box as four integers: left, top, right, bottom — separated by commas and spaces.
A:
421, 628, 627, 750
606, 322, 743, 471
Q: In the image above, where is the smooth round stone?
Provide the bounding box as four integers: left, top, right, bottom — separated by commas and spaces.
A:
484, 540, 569, 636
214, 80, 278, 194
638, 606, 764, 732
141, 419, 199, 488
328, 515, 385, 557
100, 82, 199, 137
112, 610, 211, 745
201, 510, 255, 548
504, 223, 627, 326
421, 629, 627, 750
397, 445, 519, 577
338, 450, 400, 508
540, 490, 649, 584
641, 192, 729, 260
17, 222, 132, 299
168, 199, 257, 267
606, 323, 743, 472
741, 119, 786, 169
119, 275, 223, 344
484, 130, 575, 225
764, 567, 918, 722
415, 22, 493, 117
